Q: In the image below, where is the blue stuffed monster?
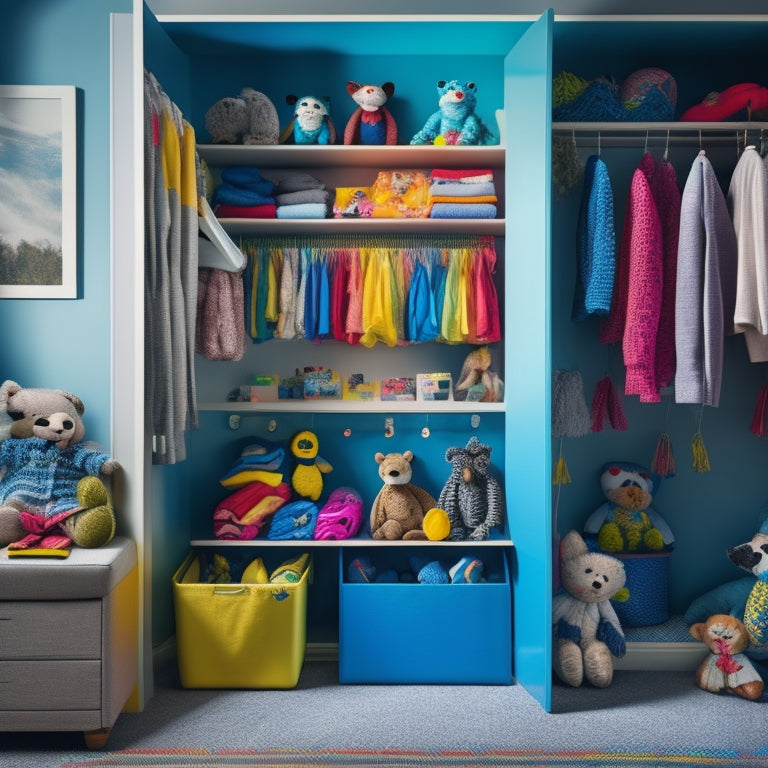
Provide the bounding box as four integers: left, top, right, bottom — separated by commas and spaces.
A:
685, 512, 768, 678
410, 79, 495, 146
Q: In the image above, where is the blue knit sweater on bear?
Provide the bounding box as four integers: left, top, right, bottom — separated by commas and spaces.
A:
0, 437, 110, 512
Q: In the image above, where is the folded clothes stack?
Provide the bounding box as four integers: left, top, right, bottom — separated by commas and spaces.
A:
213, 438, 290, 540
212, 166, 276, 218
428, 167, 498, 219
274, 172, 333, 219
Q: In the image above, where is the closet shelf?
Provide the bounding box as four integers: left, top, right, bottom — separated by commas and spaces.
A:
553, 121, 768, 147
189, 537, 515, 548
197, 143, 506, 169
198, 400, 505, 414
217, 217, 505, 236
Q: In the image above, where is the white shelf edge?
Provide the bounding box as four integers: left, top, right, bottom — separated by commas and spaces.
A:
219, 218, 504, 236
197, 143, 506, 168
553, 121, 768, 133
190, 537, 514, 547
198, 400, 505, 413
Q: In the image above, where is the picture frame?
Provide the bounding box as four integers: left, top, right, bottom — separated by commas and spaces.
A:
0, 85, 77, 298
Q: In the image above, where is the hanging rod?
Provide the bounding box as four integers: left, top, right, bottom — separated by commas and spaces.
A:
553, 121, 768, 148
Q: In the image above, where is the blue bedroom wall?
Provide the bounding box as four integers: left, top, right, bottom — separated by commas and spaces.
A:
0, 0, 130, 450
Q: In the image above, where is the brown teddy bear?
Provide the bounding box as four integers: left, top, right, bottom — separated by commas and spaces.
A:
0, 380, 119, 551
370, 450, 436, 540
690, 614, 765, 700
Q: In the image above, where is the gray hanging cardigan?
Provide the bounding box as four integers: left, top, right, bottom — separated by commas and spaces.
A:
675, 150, 737, 407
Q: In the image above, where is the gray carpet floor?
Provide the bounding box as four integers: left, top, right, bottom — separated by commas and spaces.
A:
3, 660, 768, 768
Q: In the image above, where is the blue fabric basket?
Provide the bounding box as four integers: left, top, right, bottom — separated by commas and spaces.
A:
614, 552, 670, 627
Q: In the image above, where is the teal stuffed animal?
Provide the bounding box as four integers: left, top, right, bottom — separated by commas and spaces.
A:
410, 79, 495, 146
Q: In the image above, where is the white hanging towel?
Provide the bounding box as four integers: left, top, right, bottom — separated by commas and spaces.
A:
729, 145, 768, 362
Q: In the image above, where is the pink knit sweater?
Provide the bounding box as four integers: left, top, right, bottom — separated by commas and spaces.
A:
601, 154, 664, 403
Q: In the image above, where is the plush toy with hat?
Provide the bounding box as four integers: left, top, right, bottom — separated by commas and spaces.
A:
0, 380, 119, 553
437, 436, 504, 541
685, 512, 768, 676
583, 461, 674, 554
689, 614, 765, 701
410, 79, 495, 146
343, 81, 397, 145
279, 95, 336, 145
370, 450, 436, 540
553, 530, 628, 687
205, 87, 280, 145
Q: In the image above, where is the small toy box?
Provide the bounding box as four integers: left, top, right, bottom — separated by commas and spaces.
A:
304, 369, 342, 399
172, 551, 311, 689
338, 547, 512, 684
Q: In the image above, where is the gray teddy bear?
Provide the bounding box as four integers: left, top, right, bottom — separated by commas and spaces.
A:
205, 87, 279, 145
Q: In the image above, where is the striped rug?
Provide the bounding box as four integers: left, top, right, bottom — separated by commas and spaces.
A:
61, 747, 768, 767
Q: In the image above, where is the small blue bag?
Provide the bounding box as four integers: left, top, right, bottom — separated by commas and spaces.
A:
266, 500, 319, 540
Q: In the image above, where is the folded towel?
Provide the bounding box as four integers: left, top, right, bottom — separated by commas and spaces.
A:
276, 202, 329, 219
275, 188, 331, 206
429, 194, 498, 204
430, 202, 497, 219
429, 180, 497, 197
214, 203, 277, 218
213, 185, 275, 207
430, 168, 494, 183
221, 166, 275, 189
274, 172, 326, 193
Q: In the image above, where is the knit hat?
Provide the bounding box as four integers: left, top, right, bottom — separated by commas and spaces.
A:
572, 155, 616, 322
313, 486, 363, 540
266, 499, 318, 540
620, 68, 677, 121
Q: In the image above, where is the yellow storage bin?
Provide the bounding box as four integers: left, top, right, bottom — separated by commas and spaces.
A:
172, 551, 311, 689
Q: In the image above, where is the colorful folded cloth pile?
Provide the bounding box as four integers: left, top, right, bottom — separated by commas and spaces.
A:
219, 438, 286, 488
429, 168, 498, 219
212, 480, 291, 540
212, 166, 276, 219
274, 172, 332, 219
214, 438, 291, 540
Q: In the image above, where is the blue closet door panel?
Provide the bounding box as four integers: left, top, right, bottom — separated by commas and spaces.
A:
503, 8, 553, 713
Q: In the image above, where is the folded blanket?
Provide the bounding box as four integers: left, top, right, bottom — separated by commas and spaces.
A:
213, 481, 291, 540
215, 203, 277, 218
274, 172, 326, 193
221, 166, 275, 189
429, 180, 497, 197
213, 185, 275, 207
276, 202, 329, 219
430, 168, 494, 183
430, 202, 498, 219
429, 194, 498, 204
275, 188, 331, 206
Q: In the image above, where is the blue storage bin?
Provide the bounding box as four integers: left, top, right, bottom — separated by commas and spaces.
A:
614, 552, 670, 628
338, 547, 512, 684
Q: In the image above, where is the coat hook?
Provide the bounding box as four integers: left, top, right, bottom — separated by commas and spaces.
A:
663, 129, 670, 162
384, 417, 394, 438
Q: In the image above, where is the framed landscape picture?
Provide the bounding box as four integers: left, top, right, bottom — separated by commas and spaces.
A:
0, 85, 76, 298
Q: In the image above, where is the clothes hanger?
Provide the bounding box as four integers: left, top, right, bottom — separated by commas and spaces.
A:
198, 196, 247, 272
